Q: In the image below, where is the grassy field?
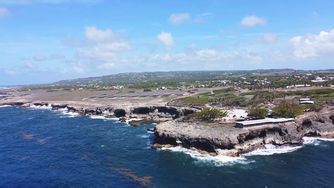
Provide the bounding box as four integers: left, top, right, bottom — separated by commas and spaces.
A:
172, 87, 334, 108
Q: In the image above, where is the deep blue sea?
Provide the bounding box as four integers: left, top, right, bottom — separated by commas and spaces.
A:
1, 106, 334, 188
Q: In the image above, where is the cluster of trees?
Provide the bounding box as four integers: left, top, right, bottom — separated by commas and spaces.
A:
248, 107, 269, 119
249, 103, 305, 119
192, 108, 227, 122
272, 103, 304, 118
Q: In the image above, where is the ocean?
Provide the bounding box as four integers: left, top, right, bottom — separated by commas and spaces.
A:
0, 106, 333, 188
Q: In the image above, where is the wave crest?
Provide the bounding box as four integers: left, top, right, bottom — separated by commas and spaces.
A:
160, 146, 251, 166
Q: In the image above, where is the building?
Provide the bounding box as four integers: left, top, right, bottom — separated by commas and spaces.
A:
299, 98, 314, 104
236, 118, 294, 128
286, 84, 311, 89
311, 76, 327, 83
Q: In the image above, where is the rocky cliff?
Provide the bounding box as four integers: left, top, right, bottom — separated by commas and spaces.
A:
154, 107, 334, 156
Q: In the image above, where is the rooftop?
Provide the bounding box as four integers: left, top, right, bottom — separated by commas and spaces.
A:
236, 118, 295, 127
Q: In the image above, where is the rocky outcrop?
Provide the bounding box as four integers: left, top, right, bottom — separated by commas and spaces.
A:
296, 108, 334, 138
114, 109, 126, 117
3, 102, 25, 106
51, 104, 68, 110
132, 107, 154, 114
154, 121, 303, 156
33, 102, 49, 106
131, 106, 196, 122
154, 109, 334, 156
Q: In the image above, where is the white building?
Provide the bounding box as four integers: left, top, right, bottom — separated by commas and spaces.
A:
311, 76, 327, 83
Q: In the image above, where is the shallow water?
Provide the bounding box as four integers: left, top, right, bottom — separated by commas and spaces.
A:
0, 107, 333, 187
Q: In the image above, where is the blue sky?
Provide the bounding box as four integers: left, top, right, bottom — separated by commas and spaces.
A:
0, 0, 334, 85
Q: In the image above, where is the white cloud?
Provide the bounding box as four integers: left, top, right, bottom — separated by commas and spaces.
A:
168, 13, 190, 24
0, 7, 10, 16
157, 32, 174, 48
62, 26, 132, 74
290, 29, 334, 59
78, 26, 130, 61
4, 69, 16, 75
241, 15, 266, 27
261, 33, 278, 44
85, 26, 117, 42
146, 48, 262, 65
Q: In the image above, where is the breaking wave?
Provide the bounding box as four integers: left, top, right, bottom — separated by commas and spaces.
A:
160, 137, 334, 166
303, 137, 334, 146
89, 115, 119, 121
0, 105, 11, 108
160, 146, 251, 166
29, 105, 52, 110
56, 108, 80, 118
242, 144, 302, 156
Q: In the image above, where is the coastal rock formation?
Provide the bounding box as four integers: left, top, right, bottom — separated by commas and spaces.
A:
131, 106, 185, 119
33, 102, 49, 106
114, 109, 126, 117
3, 102, 26, 106
296, 108, 334, 138
154, 121, 302, 156
51, 104, 68, 110
154, 108, 334, 156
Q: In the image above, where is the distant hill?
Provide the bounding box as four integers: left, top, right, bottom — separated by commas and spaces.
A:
53, 69, 300, 86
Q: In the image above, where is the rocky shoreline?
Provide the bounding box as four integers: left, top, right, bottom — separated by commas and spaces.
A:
0, 101, 197, 126
153, 107, 334, 157
1, 101, 334, 157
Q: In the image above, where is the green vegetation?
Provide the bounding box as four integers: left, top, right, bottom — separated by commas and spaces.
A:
178, 96, 209, 106
248, 107, 269, 119
303, 104, 323, 112
215, 94, 248, 107
174, 87, 334, 108
192, 108, 227, 122
272, 103, 304, 118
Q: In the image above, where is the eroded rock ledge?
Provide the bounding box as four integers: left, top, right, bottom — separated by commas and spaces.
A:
153, 108, 334, 156
0, 101, 197, 126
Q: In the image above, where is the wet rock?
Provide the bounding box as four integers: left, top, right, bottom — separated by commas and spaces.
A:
67, 106, 78, 113
4, 102, 25, 106
33, 102, 48, 106
114, 109, 126, 117
51, 104, 68, 110
132, 107, 153, 114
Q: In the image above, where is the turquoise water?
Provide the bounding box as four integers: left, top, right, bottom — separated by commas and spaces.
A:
0, 106, 333, 187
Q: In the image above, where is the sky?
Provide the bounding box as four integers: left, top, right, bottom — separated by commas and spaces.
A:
0, 0, 334, 85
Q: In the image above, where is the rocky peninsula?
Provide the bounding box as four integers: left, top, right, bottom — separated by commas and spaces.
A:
1, 87, 334, 157
154, 107, 334, 156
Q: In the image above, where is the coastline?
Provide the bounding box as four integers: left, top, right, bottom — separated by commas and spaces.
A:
1, 86, 334, 162
1, 100, 334, 159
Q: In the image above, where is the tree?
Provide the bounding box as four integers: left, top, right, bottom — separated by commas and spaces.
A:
272, 103, 303, 118
193, 108, 227, 122
248, 107, 269, 119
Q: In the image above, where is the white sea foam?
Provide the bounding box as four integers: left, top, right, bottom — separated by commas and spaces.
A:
160, 146, 251, 166
29, 104, 52, 110
242, 144, 302, 156
89, 115, 119, 121
63, 111, 80, 117
303, 137, 334, 146
0, 105, 11, 108
317, 137, 334, 142
303, 137, 321, 145
137, 134, 149, 138
126, 118, 143, 123
57, 108, 79, 118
